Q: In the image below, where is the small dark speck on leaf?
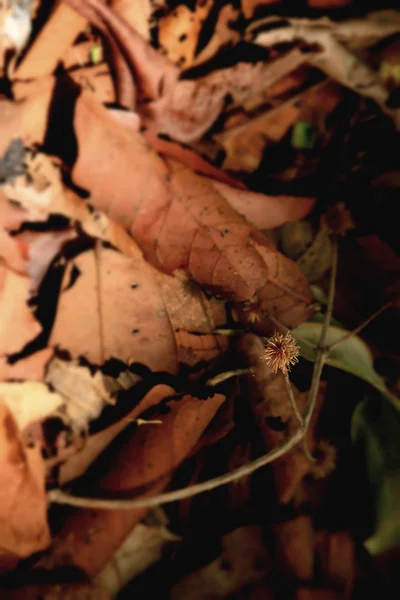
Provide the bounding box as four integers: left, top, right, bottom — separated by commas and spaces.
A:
131, 283, 139, 289
179, 33, 187, 42
132, 329, 140, 335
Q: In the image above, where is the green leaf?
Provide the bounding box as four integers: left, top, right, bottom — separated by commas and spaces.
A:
292, 322, 400, 409
351, 396, 400, 555
297, 226, 332, 283
291, 121, 316, 150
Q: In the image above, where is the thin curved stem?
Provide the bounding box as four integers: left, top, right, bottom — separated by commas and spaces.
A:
328, 301, 392, 351
48, 425, 304, 510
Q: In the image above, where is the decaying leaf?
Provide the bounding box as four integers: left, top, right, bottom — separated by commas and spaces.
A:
71, 92, 313, 329
254, 13, 400, 129
49, 247, 179, 371
0, 263, 41, 356
0, 381, 63, 432
95, 522, 180, 597
58, 384, 177, 484
46, 358, 115, 432
0, 348, 53, 383
171, 526, 270, 600
0, 401, 50, 557
273, 516, 314, 582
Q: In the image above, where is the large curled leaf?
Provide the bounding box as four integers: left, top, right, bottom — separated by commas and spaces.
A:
351, 395, 400, 555
292, 322, 399, 408
71, 91, 313, 329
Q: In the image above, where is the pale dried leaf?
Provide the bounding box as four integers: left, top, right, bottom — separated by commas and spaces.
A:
254, 16, 400, 129
0, 381, 63, 431
171, 526, 270, 600
96, 523, 180, 597
46, 358, 114, 431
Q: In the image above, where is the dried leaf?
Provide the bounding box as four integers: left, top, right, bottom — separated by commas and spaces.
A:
41, 389, 224, 575
0, 381, 63, 432
46, 358, 115, 432
0, 402, 50, 557
95, 523, 180, 597
213, 183, 316, 230
59, 384, 176, 484
49, 247, 178, 371
0, 582, 110, 600
158, 2, 213, 67
315, 531, 355, 597
14, 3, 86, 79
215, 103, 301, 172
255, 16, 400, 129
111, 391, 226, 490
0, 264, 41, 356
72, 92, 312, 329
0, 348, 53, 383
241, 1, 281, 20
112, 0, 152, 41
171, 526, 270, 600
273, 516, 314, 582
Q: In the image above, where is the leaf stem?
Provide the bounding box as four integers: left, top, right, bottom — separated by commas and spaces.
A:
206, 368, 254, 387
47, 425, 305, 511
328, 301, 392, 351
269, 316, 316, 349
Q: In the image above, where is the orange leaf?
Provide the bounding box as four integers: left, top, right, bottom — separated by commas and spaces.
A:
14, 3, 87, 80
0, 402, 50, 557
49, 247, 178, 371
0, 264, 41, 356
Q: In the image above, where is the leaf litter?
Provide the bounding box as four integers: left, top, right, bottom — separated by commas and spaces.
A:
0, 0, 399, 597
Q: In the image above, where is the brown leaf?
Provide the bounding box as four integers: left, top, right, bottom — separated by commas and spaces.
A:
0, 264, 41, 356
241, 1, 281, 20
110, 391, 226, 489
0, 402, 50, 557
41, 390, 224, 576
273, 516, 314, 582
49, 247, 178, 371
14, 3, 87, 79
58, 384, 177, 484
0, 81, 55, 155
175, 331, 229, 366
315, 531, 355, 598
0, 582, 110, 600
158, 2, 212, 67
72, 92, 312, 328
112, 0, 152, 41
213, 183, 316, 230
0, 348, 53, 383
171, 526, 270, 600
40, 475, 169, 577
215, 103, 300, 172
159, 1, 239, 69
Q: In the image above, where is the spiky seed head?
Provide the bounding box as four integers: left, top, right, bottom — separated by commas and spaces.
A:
263, 332, 299, 374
